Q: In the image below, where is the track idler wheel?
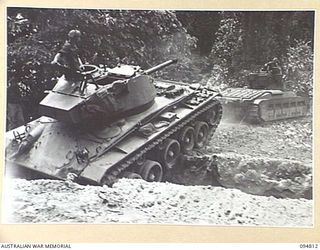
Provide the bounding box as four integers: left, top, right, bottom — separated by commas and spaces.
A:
204, 109, 219, 126
159, 138, 181, 169
139, 160, 163, 182
178, 126, 195, 154
194, 121, 209, 148
100, 174, 117, 187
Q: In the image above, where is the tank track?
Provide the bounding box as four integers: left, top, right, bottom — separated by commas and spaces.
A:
207, 101, 223, 143
246, 103, 263, 124
246, 98, 309, 123
101, 97, 223, 186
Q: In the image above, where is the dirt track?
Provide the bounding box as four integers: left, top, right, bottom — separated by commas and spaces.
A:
2, 116, 313, 226
3, 178, 312, 226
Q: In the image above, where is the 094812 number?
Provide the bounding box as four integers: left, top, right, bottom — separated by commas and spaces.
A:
300, 244, 319, 249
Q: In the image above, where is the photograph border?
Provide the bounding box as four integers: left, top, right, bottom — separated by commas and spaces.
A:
0, 0, 319, 243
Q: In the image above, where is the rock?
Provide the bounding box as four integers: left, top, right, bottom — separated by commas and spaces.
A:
169, 202, 178, 207
141, 201, 154, 208
107, 202, 118, 208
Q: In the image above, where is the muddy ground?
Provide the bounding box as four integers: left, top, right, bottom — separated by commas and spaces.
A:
2, 116, 313, 226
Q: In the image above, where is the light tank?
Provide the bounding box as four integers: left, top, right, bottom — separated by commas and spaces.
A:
5, 59, 222, 186
218, 70, 310, 123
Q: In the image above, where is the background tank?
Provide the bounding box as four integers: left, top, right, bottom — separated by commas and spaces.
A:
218, 71, 310, 123
5, 60, 222, 186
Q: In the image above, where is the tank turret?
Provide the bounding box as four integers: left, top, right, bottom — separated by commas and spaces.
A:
39, 59, 178, 124
248, 71, 283, 90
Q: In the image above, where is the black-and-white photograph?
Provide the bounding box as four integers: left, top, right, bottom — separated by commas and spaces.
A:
3, 7, 314, 226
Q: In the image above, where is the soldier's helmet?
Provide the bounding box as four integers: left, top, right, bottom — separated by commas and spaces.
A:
68, 30, 81, 39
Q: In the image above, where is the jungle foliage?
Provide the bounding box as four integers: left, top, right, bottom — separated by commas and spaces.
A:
7, 8, 314, 125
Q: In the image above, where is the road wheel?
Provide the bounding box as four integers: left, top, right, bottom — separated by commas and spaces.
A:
139, 160, 163, 182
194, 121, 209, 148
178, 126, 195, 154
159, 138, 181, 169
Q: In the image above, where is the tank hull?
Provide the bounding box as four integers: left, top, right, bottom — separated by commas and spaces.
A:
6, 80, 222, 185
219, 88, 309, 123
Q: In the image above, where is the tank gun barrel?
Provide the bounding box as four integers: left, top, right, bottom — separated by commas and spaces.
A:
144, 59, 178, 75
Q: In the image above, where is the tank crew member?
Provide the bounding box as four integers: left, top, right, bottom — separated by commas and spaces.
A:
261, 57, 284, 90
261, 57, 282, 75
51, 29, 84, 78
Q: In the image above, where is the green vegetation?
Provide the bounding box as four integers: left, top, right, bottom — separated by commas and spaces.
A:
6, 8, 314, 128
